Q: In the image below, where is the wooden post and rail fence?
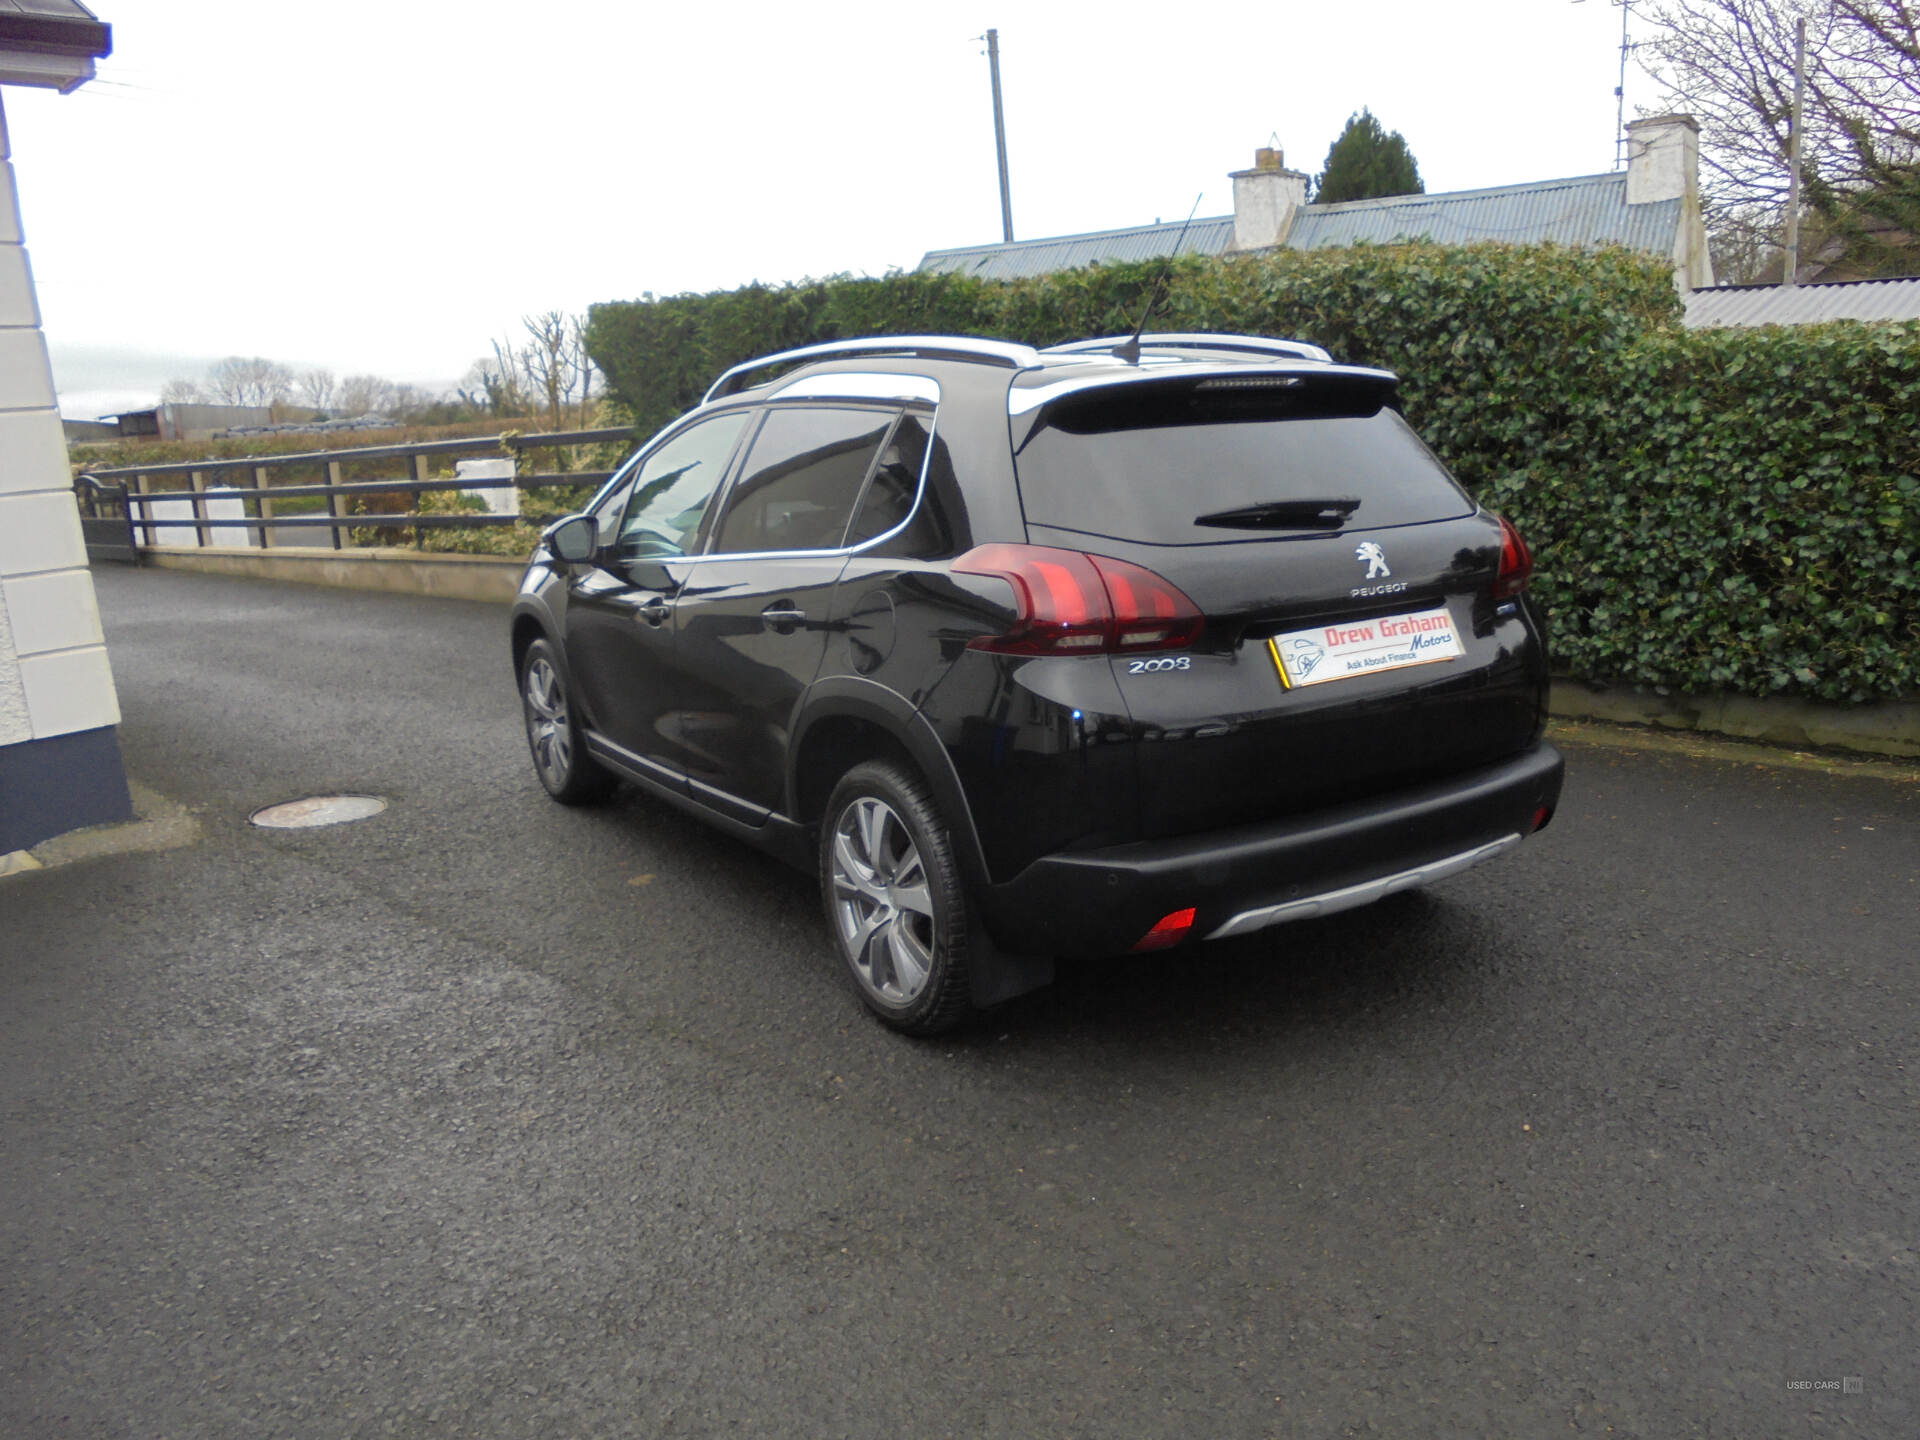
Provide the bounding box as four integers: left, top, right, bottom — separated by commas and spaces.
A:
72, 426, 636, 561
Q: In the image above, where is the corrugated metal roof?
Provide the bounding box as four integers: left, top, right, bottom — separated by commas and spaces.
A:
917, 173, 1682, 279
1683, 276, 1920, 328
919, 216, 1236, 282
1288, 173, 1679, 254
2, 1, 104, 18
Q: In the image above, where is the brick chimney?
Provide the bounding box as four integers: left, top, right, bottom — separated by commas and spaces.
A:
1230, 145, 1309, 252
1625, 114, 1713, 290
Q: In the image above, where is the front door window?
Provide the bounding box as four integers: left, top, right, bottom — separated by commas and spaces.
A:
615, 412, 750, 564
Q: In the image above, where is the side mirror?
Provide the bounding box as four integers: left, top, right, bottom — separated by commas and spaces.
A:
546, 514, 596, 564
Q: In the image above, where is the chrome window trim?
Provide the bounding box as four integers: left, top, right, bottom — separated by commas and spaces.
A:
1006, 361, 1398, 416
675, 404, 943, 565
702, 336, 1040, 404
773, 372, 942, 405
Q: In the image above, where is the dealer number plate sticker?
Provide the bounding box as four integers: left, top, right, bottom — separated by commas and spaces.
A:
1268, 604, 1463, 689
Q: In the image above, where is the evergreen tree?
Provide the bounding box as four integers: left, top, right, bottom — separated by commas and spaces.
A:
1314, 110, 1425, 204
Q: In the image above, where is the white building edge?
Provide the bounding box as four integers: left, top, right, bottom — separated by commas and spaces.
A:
1, 1, 132, 856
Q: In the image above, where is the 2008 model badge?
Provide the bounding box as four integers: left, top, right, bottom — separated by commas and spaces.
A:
1356, 541, 1391, 579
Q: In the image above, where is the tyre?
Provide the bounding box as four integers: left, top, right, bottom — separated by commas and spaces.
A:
519, 637, 613, 804
821, 760, 977, 1035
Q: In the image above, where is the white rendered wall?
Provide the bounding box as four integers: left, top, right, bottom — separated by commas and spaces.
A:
0, 93, 122, 748
1625, 115, 1714, 292
455, 457, 519, 516
146, 491, 252, 547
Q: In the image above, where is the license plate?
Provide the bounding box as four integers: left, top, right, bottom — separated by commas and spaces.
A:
1268, 604, 1463, 689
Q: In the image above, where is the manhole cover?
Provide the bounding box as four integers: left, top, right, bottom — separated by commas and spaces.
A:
250, 795, 387, 829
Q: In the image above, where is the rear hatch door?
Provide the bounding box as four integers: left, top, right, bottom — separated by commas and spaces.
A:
1013, 369, 1547, 840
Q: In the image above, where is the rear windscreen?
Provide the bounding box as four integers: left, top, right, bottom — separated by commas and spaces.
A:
1014, 383, 1474, 544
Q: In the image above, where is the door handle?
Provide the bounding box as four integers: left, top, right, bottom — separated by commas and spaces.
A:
636, 596, 672, 627
761, 604, 806, 633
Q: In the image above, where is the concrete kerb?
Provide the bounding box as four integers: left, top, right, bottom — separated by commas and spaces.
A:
113, 548, 1920, 763
1551, 679, 1920, 762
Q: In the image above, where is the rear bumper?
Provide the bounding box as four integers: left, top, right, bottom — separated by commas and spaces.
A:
978, 742, 1564, 955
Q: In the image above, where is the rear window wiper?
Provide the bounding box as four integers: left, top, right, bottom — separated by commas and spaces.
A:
1193, 497, 1361, 530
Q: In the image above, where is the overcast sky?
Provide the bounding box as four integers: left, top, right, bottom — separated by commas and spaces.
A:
7, 0, 1658, 419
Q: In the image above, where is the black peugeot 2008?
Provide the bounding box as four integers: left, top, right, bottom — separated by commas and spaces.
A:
510, 334, 1563, 1033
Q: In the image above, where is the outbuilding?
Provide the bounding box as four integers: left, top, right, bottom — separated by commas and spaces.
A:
0, 0, 131, 855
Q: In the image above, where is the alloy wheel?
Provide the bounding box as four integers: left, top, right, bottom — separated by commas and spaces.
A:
523, 656, 573, 788
829, 795, 937, 1004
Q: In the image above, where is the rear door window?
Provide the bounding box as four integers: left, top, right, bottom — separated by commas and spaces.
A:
1015, 382, 1472, 545
845, 412, 946, 554
709, 405, 895, 555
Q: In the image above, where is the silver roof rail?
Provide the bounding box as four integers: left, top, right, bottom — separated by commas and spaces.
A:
1043, 333, 1334, 365
703, 336, 1041, 405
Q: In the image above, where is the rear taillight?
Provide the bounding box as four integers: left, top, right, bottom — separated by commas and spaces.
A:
1492, 515, 1533, 601
952, 544, 1203, 655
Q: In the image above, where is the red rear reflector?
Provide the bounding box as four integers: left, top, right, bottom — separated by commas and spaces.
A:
1531, 805, 1553, 833
1492, 515, 1534, 600
953, 544, 1203, 655
1132, 907, 1197, 952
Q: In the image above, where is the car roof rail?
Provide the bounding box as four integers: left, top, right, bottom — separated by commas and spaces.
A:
1043, 333, 1334, 365
703, 336, 1042, 405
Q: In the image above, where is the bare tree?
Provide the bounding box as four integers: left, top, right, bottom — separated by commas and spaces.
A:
569, 314, 598, 428
517, 310, 578, 433
385, 383, 426, 421
158, 378, 205, 404
1640, 0, 1920, 277
296, 368, 336, 413
207, 356, 295, 408
460, 354, 529, 417
336, 374, 399, 417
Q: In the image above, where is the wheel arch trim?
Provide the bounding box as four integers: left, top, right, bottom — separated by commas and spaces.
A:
789, 677, 992, 893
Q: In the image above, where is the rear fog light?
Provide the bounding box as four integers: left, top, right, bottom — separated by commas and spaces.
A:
1131, 908, 1197, 951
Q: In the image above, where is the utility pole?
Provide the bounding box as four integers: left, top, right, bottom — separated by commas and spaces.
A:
986, 28, 1014, 242
1783, 16, 1807, 286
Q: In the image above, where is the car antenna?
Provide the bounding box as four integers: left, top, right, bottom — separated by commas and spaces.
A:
1115, 193, 1203, 366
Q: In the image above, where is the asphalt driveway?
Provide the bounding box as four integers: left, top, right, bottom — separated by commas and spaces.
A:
4, 565, 1916, 1437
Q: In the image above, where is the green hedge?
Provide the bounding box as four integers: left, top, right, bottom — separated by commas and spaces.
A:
585, 245, 1918, 703
1540, 323, 1920, 701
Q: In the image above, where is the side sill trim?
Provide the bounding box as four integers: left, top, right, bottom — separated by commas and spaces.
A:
583, 732, 685, 791
1205, 832, 1523, 941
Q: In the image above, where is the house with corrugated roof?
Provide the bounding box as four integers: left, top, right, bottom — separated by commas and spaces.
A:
920, 115, 1714, 294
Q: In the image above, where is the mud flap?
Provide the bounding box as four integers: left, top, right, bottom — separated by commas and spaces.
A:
968, 931, 1055, 1008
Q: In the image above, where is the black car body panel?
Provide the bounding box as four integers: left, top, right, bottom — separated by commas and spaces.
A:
510, 334, 1564, 982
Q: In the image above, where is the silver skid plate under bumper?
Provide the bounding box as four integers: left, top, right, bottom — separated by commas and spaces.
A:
1205, 833, 1524, 941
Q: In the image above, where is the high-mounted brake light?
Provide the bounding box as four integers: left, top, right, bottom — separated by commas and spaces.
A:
1492, 515, 1534, 601
952, 544, 1204, 655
